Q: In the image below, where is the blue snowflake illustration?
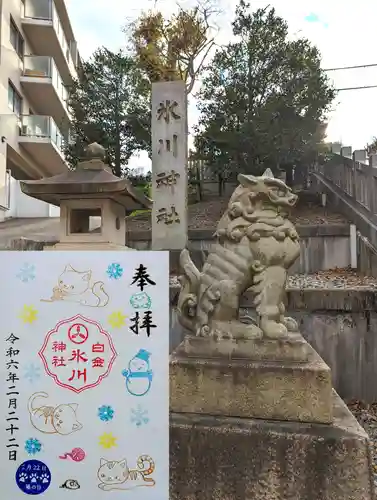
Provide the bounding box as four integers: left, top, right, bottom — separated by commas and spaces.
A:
131, 405, 149, 427
24, 363, 41, 383
106, 263, 123, 280
17, 263, 36, 283
98, 405, 114, 422
25, 438, 42, 455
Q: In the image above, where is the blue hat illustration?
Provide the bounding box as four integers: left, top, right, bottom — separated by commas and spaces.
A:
134, 349, 151, 363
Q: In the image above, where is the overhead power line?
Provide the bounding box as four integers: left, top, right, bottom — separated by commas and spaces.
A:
336, 85, 377, 91
322, 63, 377, 91
324, 63, 377, 72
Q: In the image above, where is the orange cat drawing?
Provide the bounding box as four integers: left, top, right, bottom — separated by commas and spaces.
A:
97, 456, 155, 491
41, 265, 109, 307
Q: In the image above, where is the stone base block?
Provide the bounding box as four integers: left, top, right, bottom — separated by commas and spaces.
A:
179, 333, 310, 362
170, 341, 333, 423
170, 392, 375, 500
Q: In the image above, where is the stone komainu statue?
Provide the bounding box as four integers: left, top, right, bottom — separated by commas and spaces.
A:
178, 169, 301, 340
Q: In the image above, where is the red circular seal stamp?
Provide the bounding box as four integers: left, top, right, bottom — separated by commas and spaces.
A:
68, 323, 89, 344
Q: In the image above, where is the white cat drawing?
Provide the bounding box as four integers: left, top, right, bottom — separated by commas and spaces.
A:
97, 456, 155, 491
28, 392, 83, 436
41, 264, 109, 307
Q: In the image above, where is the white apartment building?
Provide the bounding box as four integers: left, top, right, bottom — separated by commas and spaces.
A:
0, 0, 80, 220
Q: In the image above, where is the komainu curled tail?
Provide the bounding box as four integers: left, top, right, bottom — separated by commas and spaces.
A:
177, 249, 200, 331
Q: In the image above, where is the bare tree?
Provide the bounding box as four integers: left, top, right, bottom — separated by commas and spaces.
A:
125, 0, 221, 94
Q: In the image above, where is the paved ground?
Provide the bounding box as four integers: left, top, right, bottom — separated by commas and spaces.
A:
0, 218, 59, 248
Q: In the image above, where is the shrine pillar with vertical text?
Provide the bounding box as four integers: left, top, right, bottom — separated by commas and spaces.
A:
151, 81, 188, 250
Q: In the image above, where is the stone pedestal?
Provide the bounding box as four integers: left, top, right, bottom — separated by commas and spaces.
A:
170, 393, 375, 500
170, 335, 375, 499
171, 335, 333, 423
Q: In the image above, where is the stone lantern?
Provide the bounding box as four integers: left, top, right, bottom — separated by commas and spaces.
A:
20, 143, 151, 251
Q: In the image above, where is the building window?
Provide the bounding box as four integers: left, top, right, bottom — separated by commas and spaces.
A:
8, 82, 23, 116
10, 17, 24, 59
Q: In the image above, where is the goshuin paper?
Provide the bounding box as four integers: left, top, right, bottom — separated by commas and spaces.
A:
0, 251, 169, 499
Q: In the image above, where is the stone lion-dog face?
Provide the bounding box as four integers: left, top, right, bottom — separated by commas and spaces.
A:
228, 171, 298, 219
216, 170, 298, 244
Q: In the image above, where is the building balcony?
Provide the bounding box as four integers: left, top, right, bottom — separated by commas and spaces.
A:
18, 115, 68, 175
20, 56, 70, 127
21, 0, 78, 83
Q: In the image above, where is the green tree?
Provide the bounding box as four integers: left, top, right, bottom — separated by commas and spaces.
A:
66, 47, 151, 177
127, 171, 152, 197
194, 1, 336, 182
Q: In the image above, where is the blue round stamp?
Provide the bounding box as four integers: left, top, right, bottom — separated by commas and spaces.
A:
16, 460, 51, 495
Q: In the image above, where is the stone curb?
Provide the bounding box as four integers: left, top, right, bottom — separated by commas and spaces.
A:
126, 224, 350, 242
169, 283, 377, 312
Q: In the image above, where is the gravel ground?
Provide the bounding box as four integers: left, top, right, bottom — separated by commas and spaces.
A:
287, 269, 377, 290
170, 268, 377, 290
347, 401, 377, 488
127, 199, 348, 232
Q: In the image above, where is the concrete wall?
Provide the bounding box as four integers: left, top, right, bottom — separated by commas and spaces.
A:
127, 225, 352, 275
6, 177, 60, 218
170, 285, 377, 403
285, 289, 377, 403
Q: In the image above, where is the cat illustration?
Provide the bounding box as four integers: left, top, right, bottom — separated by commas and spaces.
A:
28, 392, 83, 436
97, 456, 155, 491
41, 265, 109, 307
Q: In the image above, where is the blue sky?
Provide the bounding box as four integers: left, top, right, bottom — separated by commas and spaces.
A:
65, 0, 377, 169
